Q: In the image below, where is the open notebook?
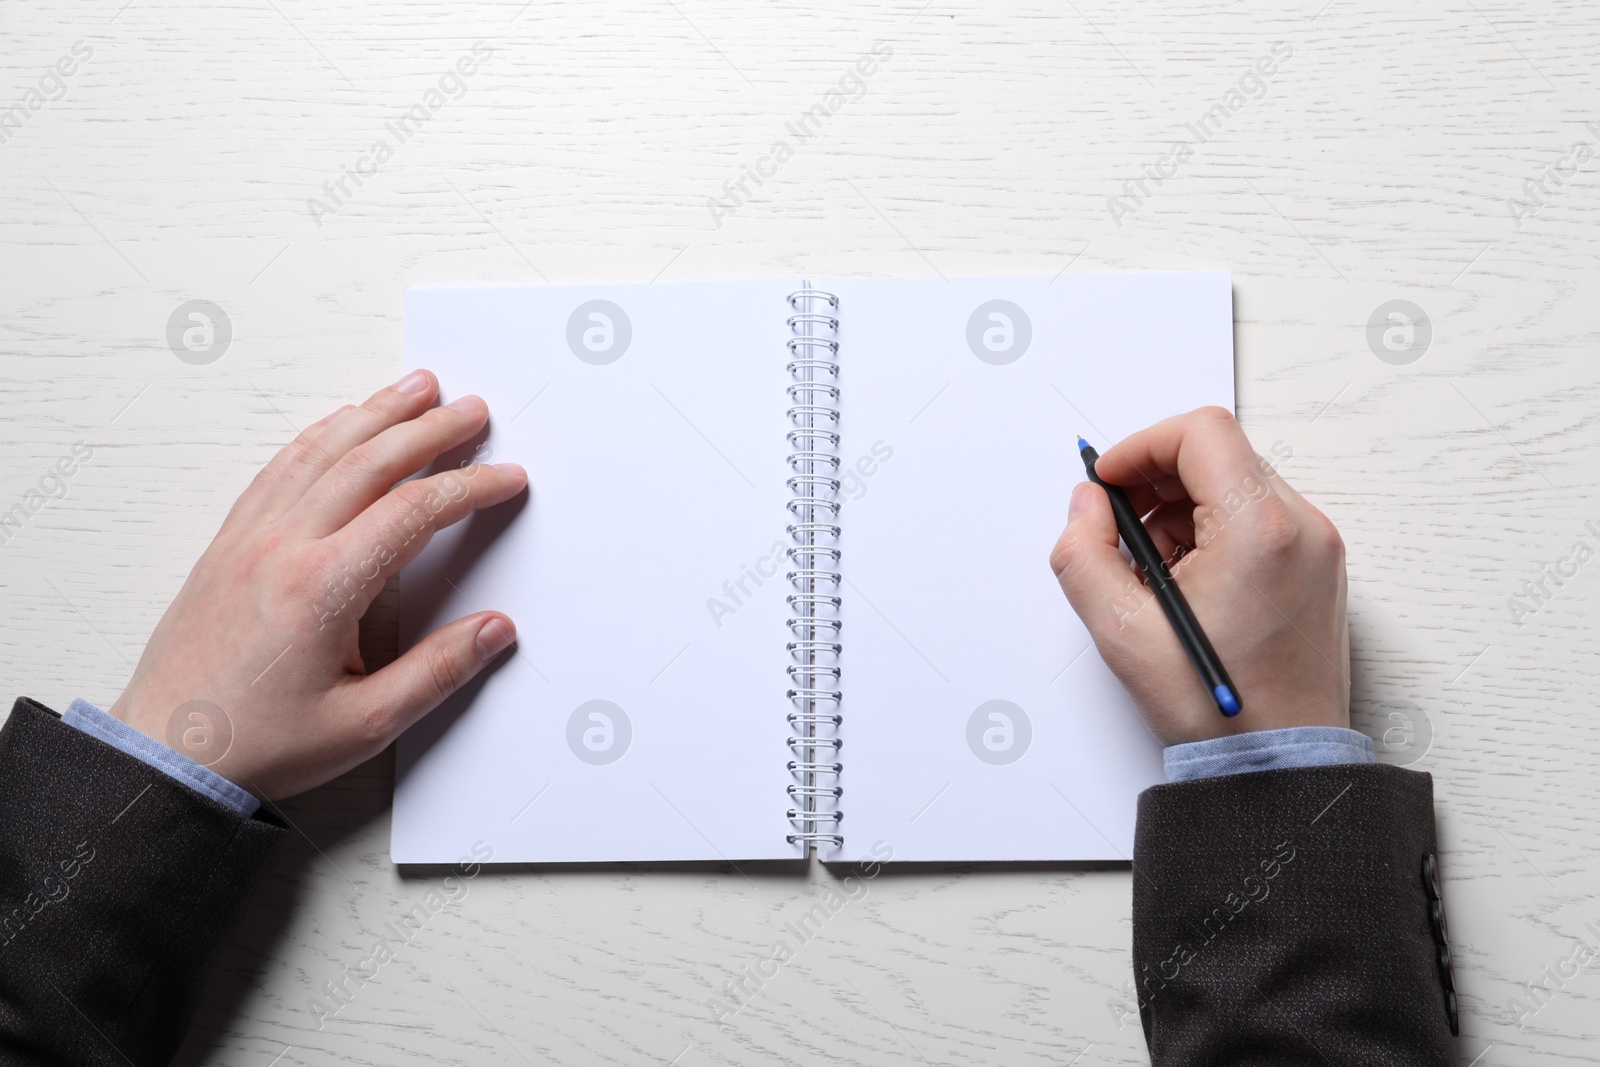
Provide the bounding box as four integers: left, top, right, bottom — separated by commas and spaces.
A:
393, 272, 1234, 865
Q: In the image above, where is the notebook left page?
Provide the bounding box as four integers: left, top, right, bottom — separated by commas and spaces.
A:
394, 281, 800, 864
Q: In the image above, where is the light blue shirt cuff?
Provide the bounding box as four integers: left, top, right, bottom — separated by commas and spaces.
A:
62, 698, 261, 817
1164, 725, 1375, 783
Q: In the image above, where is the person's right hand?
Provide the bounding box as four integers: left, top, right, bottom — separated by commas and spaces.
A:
1049, 407, 1350, 747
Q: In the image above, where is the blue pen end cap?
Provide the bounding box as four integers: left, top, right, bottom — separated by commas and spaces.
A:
1214, 685, 1241, 716
1076, 436, 1090, 452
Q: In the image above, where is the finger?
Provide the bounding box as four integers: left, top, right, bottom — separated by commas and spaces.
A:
296, 395, 490, 537
322, 463, 527, 619
1050, 481, 1153, 634
1093, 407, 1272, 510
351, 612, 516, 749
1266, 475, 1346, 560
1142, 499, 1196, 566
1266, 466, 1316, 514
222, 404, 354, 531
247, 370, 440, 517
1179, 450, 1311, 551
1118, 472, 1189, 519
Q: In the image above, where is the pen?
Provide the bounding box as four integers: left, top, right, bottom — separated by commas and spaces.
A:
1077, 436, 1242, 717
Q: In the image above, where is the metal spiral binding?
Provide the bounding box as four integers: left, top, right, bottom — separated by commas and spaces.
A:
785, 286, 843, 853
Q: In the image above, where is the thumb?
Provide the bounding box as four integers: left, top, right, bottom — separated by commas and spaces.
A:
1050, 482, 1148, 634
359, 612, 516, 738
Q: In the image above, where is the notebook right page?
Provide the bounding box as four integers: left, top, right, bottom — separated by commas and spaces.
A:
824, 272, 1234, 863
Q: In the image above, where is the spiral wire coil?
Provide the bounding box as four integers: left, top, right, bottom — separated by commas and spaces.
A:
785, 288, 843, 852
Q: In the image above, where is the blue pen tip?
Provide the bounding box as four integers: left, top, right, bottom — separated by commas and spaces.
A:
1076, 436, 1090, 453
1214, 685, 1241, 716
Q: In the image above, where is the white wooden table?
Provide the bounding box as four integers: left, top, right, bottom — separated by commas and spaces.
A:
4, 0, 1597, 1062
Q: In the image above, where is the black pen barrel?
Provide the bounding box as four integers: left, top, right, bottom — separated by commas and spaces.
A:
1079, 443, 1241, 715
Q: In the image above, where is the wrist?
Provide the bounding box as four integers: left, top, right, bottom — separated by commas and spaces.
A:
1146, 683, 1349, 747
110, 689, 238, 776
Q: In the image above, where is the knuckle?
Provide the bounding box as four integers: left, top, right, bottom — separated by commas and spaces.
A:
247, 455, 285, 494
1050, 534, 1101, 590
1251, 498, 1302, 557
422, 644, 467, 707
271, 434, 331, 489
387, 484, 440, 539
289, 427, 331, 466
438, 468, 470, 498
282, 428, 316, 458
1193, 405, 1237, 427
1049, 535, 1084, 582
1308, 508, 1345, 559
359, 393, 395, 421
350, 695, 395, 749
340, 442, 385, 483
425, 402, 467, 430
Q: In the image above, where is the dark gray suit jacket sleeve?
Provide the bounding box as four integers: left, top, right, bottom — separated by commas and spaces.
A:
1132, 763, 1457, 1066
0, 698, 286, 1066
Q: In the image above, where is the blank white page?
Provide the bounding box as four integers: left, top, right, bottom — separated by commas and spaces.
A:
824, 272, 1234, 862
394, 281, 800, 863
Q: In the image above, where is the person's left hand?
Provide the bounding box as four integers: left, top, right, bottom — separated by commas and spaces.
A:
109, 369, 527, 800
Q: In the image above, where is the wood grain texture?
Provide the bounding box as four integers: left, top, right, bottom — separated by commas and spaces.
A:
3, 0, 1598, 1062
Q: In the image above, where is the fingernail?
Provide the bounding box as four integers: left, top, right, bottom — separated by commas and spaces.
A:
446, 395, 486, 414
1068, 482, 1091, 521
476, 616, 516, 661
395, 369, 431, 395
495, 462, 526, 480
